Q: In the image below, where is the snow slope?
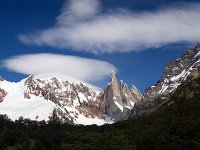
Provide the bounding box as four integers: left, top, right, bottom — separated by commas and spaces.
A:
0, 80, 55, 121
143, 44, 200, 101
0, 75, 106, 125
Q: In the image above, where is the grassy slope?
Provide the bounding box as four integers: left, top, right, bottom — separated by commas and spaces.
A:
0, 77, 199, 150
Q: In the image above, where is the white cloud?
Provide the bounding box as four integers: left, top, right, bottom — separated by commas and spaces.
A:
57, 0, 100, 25
19, 1, 200, 54
2, 53, 116, 82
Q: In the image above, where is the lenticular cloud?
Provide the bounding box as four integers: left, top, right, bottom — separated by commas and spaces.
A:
2, 53, 116, 82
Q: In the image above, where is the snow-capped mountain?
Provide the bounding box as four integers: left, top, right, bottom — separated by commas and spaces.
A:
0, 44, 199, 125
0, 72, 141, 125
0, 74, 106, 125
143, 43, 200, 101
131, 43, 200, 117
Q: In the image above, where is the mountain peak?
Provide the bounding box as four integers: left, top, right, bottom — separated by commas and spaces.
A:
101, 71, 142, 121
32, 73, 101, 92
143, 44, 200, 101
111, 70, 116, 80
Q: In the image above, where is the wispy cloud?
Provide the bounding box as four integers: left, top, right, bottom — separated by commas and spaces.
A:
19, 1, 200, 54
2, 53, 116, 82
57, 0, 100, 25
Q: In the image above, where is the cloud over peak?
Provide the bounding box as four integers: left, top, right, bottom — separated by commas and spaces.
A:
19, 1, 200, 54
2, 53, 116, 83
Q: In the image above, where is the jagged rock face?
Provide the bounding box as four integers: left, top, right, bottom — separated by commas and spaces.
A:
143, 44, 200, 101
120, 81, 132, 106
130, 44, 200, 118
132, 72, 200, 118
102, 71, 142, 122
24, 76, 102, 124
109, 71, 123, 106
130, 86, 142, 102
0, 88, 7, 102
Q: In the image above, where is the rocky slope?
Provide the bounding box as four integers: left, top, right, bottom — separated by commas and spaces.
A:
143, 43, 200, 101
132, 43, 200, 116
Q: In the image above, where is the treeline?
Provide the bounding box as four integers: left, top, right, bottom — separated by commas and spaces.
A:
0, 77, 200, 150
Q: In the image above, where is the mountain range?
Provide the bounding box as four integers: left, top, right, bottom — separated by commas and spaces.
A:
0, 43, 199, 125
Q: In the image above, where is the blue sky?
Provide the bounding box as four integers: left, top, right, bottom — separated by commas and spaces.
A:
0, 0, 200, 93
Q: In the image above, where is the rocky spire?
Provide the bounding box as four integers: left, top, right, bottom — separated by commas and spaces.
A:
111, 70, 116, 79
130, 85, 142, 101
100, 70, 142, 122
109, 70, 122, 105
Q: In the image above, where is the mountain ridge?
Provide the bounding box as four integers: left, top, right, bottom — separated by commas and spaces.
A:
131, 43, 200, 117
0, 72, 141, 125
0, 43, 200, 125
